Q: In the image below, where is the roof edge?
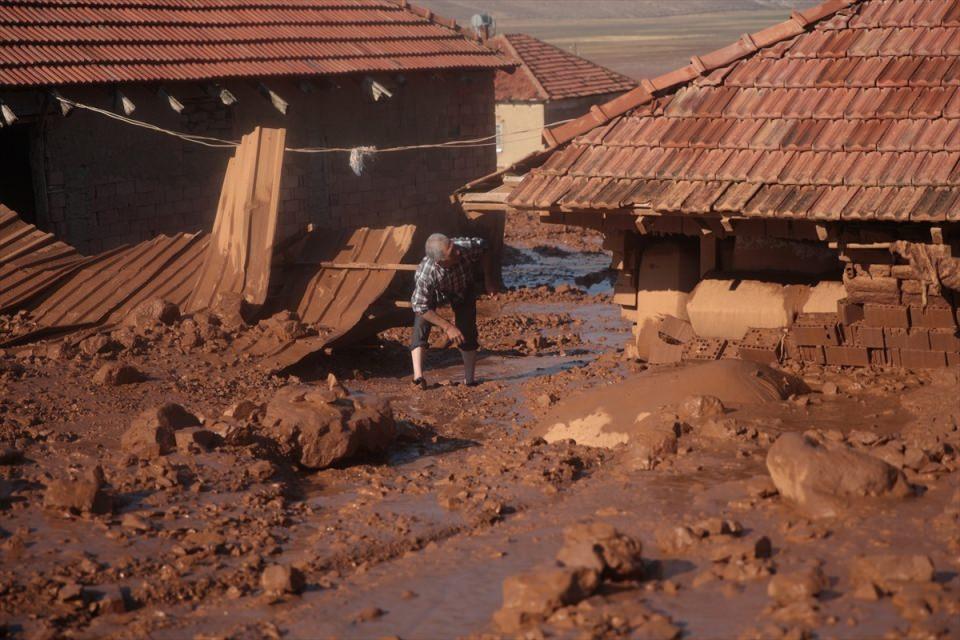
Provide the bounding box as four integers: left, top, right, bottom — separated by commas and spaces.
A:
455, 0, 860, 198
496, 34, 551, 102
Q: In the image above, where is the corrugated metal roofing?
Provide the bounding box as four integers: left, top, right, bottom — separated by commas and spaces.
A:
503, 0, 960, 222
491, 33, 637, 102
0, 0, 509, 86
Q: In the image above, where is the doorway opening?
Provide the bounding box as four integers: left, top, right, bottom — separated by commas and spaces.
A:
0, 124, 38, 224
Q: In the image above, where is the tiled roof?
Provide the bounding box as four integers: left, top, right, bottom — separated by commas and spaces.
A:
505, 0, 960, 223
0, 0, 509, 87
492, 33, 637, 102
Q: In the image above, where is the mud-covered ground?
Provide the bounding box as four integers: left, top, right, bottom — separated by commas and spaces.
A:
1, 217, 958, 640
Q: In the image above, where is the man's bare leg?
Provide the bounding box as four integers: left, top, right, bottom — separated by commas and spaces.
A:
461, 349, 477, 385
412, 347, 425, 381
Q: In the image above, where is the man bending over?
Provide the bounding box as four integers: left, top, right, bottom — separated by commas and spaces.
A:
410, 233, 497, 388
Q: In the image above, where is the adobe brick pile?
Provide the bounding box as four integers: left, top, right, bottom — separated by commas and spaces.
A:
786, 262, 960, 369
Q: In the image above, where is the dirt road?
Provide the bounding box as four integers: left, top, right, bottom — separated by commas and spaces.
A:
1, 222, 958, 639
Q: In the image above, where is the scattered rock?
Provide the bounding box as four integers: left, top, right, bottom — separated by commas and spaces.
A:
224, 400, 263, 421
263, 383, 396, 470
174, 427, 222, 452
821, 381, 838, 396
121, 404, 200, 458
679, 395, 725, 420
44, 468, 111, 514
849, 554, 935, 594
556, 521, 644, 579
493, 566, 599, 632
120, 513, 153, 532
768, 566, 828, 604
91, 585, 129, 615
123, 298, 180, 330
351, 606, 385, 623
0, 447, 23, 465
766, 433, 911, 518
79, 335, 122, 357
210, 292, 253, 330
261, 564, 305, 596
656, 524, 699, 554
93, 362, 146, 386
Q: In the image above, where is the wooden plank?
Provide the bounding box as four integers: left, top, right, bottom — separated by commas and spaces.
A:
316, 262, 419, 271
245, 127, 286, 306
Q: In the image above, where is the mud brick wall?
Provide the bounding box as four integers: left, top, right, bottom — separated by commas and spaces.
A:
10, 71, 495, 254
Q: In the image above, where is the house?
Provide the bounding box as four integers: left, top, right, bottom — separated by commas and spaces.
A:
0, 0, 510, 254
460, 0, 960, 369
489, 33, 637, 169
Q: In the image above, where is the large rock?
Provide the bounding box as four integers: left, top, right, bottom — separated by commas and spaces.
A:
556, 521, 644, 579
261, 564, 305, 596
493, 566, 599, 632
44, 468, 112, 514
121, 404, 200, 458
766, 433, 911, 518
767, 566, 828, 604
263, 382, 396, 470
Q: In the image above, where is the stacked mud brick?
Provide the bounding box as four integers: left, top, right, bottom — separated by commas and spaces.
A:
787, 263, 960, 369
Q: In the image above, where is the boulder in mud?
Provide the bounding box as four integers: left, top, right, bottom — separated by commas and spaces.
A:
121, 404, 201, 458
93, 362, 146, 386
123, 298, 180, 331
493, 566, 599, 632
263, 382, 396, 470
261, 564, 305, 596
765, 433, 911, 518
79, 334, 122, 357
767, 566, 829, 604
210, 292, 253, 330
557, 521, 644, 579
44, 468, 111, 514
849, 554, 934, 595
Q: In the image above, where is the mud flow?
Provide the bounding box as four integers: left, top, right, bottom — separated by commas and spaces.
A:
1, 223, 958, 640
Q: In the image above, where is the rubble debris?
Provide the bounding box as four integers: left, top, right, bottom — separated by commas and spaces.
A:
262, 381, 396, 470
120, 404, 201, 458
43, 467, 112, 514
261, 564, 306, 596
493, 566, 599, 632
767, 566, 829, 604
556, 521, 644, 579
92, 362, 146, 386
849, 554, 935, 595
122, 298, 180, 331
766, 433, 912, 518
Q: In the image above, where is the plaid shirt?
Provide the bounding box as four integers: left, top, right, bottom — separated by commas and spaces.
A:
411, 237, 487, 314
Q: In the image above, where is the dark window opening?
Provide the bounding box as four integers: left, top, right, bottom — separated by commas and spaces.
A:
0, 124, 37, 224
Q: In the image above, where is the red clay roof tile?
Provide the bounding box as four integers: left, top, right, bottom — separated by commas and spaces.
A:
492, 33, 636, 102
0, 0, 509, 86
500, 0, 959, 222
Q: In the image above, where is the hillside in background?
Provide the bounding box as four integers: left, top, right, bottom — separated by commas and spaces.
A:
421, 0, 819, 79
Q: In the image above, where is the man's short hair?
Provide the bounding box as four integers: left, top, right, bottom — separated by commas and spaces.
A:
425, 233, 451, 261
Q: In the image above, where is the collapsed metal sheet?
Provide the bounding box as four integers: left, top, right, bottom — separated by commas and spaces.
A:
244, 224, 417, 371
0, 204, 86, 314
22, 231, 209, 331
187, 127, 285, 313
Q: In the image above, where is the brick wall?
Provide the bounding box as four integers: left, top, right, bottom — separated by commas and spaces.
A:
4, 71, 495, 254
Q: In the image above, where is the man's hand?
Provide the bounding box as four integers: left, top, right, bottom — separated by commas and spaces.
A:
444, 324, 465, 347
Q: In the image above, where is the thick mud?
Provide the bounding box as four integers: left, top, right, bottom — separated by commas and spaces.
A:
1, 219, 958, 639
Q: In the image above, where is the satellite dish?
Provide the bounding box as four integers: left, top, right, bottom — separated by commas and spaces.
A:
470, 13, 496, 38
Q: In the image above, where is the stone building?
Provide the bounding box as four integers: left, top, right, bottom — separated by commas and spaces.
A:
489, 33, 636, 169
0, 0, 509, 253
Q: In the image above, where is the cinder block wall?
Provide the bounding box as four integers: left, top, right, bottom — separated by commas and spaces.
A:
13, 71, 495, 254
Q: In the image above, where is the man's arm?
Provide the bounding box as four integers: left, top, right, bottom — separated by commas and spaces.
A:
419, 309, 464, 347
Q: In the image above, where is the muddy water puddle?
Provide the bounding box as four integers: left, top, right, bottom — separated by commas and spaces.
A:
503, 244, 614, 294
